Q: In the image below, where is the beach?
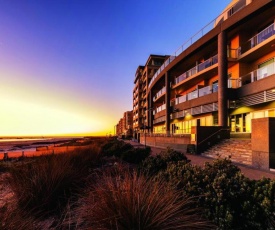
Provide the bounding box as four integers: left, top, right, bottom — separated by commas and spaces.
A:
0, 137, 81, 159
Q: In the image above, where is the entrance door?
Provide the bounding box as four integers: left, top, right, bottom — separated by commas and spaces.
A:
230, 113, 248, 132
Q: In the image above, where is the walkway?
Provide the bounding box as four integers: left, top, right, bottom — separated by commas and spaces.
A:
124, 140, 275, 180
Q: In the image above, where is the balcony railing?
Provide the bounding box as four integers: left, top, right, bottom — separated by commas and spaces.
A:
153, 104, 166, 115
153, 116, 166, 124
228, 48, 239, 59
175, 54, 218, 85
153, 86, 166, 101
227, 0, 247, 17
240, 23, 275, 54
147, 0, 251, 89
174, 85, 216, 105
239, 61, 275, 86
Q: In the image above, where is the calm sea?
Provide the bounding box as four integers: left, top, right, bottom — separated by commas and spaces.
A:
0, 138, 50, 143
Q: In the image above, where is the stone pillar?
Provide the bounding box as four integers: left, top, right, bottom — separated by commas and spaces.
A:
165, 72, 171, 135
218, 31, 228, 127
252, 117, 275, 170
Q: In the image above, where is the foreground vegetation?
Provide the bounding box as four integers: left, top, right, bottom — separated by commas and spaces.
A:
0, 137, 274, 229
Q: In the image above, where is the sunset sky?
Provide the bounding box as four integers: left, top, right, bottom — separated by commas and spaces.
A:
0, 0, 232, 137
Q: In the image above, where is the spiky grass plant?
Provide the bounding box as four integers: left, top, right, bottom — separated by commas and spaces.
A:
0, 206, 38, 230
9, 144, 102, 217
76, 169, 213, 230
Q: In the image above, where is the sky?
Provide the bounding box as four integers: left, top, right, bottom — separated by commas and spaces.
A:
0, 0, 232, 137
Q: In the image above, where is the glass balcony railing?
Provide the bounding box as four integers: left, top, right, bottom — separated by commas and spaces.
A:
175, 54, 218, 85
175, 95, 187, 105
227, 48, 239, 59
174, 85, 216, 105
198, 85, 212, 96
147, 0, 251, 89
187, 91, 199, 100
228, 79, 240, 89
239, 23, 275, 54
239, 61, 275, 86
153, 104, 166, 115
153, 86, 166, 101
227, 0, 246, 17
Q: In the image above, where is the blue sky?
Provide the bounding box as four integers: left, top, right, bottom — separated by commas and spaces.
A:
0, 0, 232, 136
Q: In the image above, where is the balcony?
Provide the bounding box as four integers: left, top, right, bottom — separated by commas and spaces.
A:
174, 85, 216, 105
238, 61, 275, 87
147, 0, 251, 89
239, 23, 275, 55
227, 0, 247, 17
153, 116, 166, 124
174, 54, 218, 85
153, 86, 166, 102
153, 104, 166, 115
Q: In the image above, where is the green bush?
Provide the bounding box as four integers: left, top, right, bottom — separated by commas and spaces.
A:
101, 139, 133, 158
157, 158, 271, 230
253, 178, 275, 228
141, 147, 189, 176
121, 146, 151, 164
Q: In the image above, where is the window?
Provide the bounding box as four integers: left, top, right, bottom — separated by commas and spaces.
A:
257, 58, 274, 79
212, 81, 218, 92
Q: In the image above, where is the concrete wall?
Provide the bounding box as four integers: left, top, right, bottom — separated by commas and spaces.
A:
140, 135, 191, 152
251, 117, 275, 170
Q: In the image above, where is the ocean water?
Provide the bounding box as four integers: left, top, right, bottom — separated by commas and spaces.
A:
0, 138, 50, 142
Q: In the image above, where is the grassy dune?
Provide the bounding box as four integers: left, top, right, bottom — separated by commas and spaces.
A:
0, 138, 274, 229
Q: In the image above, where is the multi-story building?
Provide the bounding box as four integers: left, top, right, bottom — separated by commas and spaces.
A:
133, 55, 169, 141
134, 0, 275, 169
116, 111, 133, 138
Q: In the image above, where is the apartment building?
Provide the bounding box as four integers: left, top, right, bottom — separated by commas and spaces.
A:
134, 0, 275, 169
133, 55, 169, 141
116, 111, 133, 138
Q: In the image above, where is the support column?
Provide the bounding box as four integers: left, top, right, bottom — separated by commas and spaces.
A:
165, 72, 171, 135
148, 91, 153, 133
218, 31, 228, 127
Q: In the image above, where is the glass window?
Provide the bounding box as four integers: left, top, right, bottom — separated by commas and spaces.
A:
257, 58, 274, 79
212, 80, 218, 92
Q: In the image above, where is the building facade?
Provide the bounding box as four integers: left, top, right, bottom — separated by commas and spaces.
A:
116, 111, 133, 138
133, 55, 169, 141
134, 0, 275, 158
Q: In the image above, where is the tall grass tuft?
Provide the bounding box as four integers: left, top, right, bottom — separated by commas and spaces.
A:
0, 206, 38, 230
9, 144, 102, 217
76, 169, 213, 230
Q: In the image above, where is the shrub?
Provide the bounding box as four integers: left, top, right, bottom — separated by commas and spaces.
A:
75, 170, 213, 230
101, 139, 133, 158
121, 146, 151, 164
253, 178, 275, 228
141, 147, 189, 176
158, 158, 270, 229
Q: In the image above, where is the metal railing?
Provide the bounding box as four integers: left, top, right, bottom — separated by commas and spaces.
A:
153, 116, 166, 124
174, 54, 218, 85
239, 23, 275, 54
239, 61, 275, 86
153, 86, 166, 101
153, 104, 166, 115
174, 85, 216, 105
196, 128, 230, 154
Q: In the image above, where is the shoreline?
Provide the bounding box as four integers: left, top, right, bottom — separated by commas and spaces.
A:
0, 137, 80, 153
